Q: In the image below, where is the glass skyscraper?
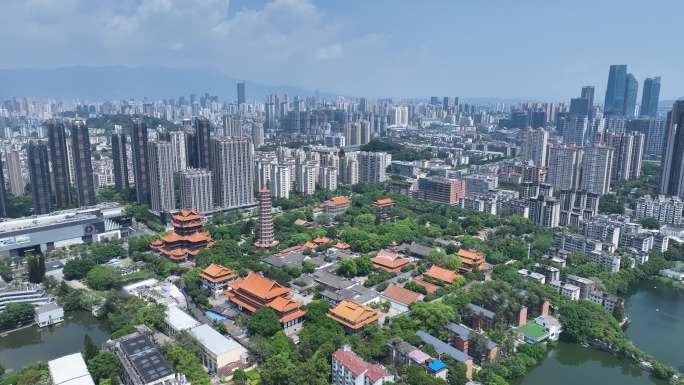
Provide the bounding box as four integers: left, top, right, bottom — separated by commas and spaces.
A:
604, 65, 627, 116
640, 76, 661, 118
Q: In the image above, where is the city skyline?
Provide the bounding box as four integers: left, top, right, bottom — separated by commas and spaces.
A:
0, 0, 682, 100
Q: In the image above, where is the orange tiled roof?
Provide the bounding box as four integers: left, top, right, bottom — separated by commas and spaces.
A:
313, 237, 332, 244
200, 263, 236, 283
458, 249, 485, 263
268, 296, 303, 313
303, 241, 317, 249
293, 218, 308, 226
371, 250, 411, 269
334, 242, 351, 250
229, 272, 291, 300
172, 208, 204, 222
411, 278, 440, 294
161, 232, 184, 243
424, 265, 459, 284
373, 198, 395, 207
330, 196, 350, 206
327, 300, 380, 330
279, 309, 306, 324
382, 284, 424, 305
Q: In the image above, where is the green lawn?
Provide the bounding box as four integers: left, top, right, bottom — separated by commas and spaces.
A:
518, 322, 547, 341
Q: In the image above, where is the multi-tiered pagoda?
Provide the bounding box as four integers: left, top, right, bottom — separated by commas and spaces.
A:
150, 209, 214, 263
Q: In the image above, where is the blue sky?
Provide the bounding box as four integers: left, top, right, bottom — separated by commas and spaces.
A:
1, 0, 681, 100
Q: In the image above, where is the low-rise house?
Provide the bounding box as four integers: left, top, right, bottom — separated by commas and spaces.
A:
517, 321, 550, 344
398, 242, 434, 259
415, 331, 473, 380
534, 314, 562, 341
548, 280, 580, 300
410, 277, 441, 294
189, 324, 249, 376
332, 345, 394, 385
320, 284, 380, 307
423, 265, 459, 286
35, 302, 64, 327
517, 269, 546, 284
445, 323, 498, 362
200, 263, 236, 296
327, 300, 380, 333
381, 284, 424, 314
385, 337, 448, 380
371, 250, 413, 273
457, 249, 486, 273
48, 352, 95, 385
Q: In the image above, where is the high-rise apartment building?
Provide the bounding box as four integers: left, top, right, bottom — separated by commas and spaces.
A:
131, 118, 151, 205
251, 122, 264, 147
627, 118, 666, 159
0, 155, 7, 217
635, 195, 683, 225
547, 145, 582, 191
559, 114, 589, 145
46, 120, 71, 209
581, 86, 595, 117
660, 101, 684, 197
519, 127, 548, 167
111, 133, 129, 192
559, 189, 600, 226
180, 168, 213, 214
640, 77, 661, 118
147, 141, 176, 213
211, 137, 255, 209
193, 117, 211, 169
254, 189, 278, 248
296, 163, 317, 196
417, 176, 465, 206
70, 120, 96, 207
606, 132, 644, 181
340, 156, 359, 186
318, 166, 338, 192
358, 151, 390, 183
270, 164, 291, 199
223, 115, 243, 137
580, 145, 614, 195
529, 195, 560, 228
27, 141, 53, 214
5, 150, 24, 195
169, 131, 187, 172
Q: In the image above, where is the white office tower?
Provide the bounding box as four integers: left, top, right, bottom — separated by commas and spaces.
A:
251, 122, 264, 147
340, 156, 359, 186
519, 128, 548, 167
296, 163, 317, 195
547, 145, 582, 191
180, 168, 213, 214
580, 145, 614, 195
358, 151, 390, 183
319, 166, 338, 191
147, 141, 176, 212
211, 137, 255, 209
270, 164, 291, 199
223, 115, 243, 137
169, 131, 187, 172
606, 132, 644, 182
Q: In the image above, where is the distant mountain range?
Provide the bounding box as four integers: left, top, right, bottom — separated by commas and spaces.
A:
0, 66, 324, 101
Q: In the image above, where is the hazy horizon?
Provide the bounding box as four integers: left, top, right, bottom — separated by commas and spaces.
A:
1, 0, 682, 100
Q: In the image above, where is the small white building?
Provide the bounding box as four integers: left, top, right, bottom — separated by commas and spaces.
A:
35, 303, 64, 327
189, 324, 249, 376
535, 315, 562, 341
548, 280, 580, 301
48, 352, 95, 385
164, 305, 201, 336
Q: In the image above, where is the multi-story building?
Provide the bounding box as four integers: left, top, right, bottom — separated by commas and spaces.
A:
0, 156, 6, 217
589, 251, 621, 273
588, 290, 622, 314
559, 189, 600, 226
548, 280, 580, 301
332, 346, 393, 385
150, 209, 214, 262
606, 132, 644, 181
327, 300, 380, 333
498, 198, 529, 218
189, 324, 249, 375
580, 145, 613, 196
529, 195, 560, 228
211, 137, 255, 209
254, 189, 278, 248
46, 120, 72, 209
27, 141, 53, 214
340, 156, 359, 186
270, 164, 291, 199
147, 141, 176, 213
319, 166, 338, 191
459, 193, 498, 215
565, 275, 596, 299
169, 130, 187, 172
619, 232, 654, 253
111, 133, 130, 192
192, 117, 211, 169
635, 195, 683, 225
5, 150, 24, 195
554, 232, 603, 254
659, 101, 684, 197
464, 174, 498, 195
417, 176, 465, 206
628, 118, 666, 159
47, 353, 95, 385
578, 217, 621, 249
547, 145, 582, 191
180, 168, 213, 214
358, 151, 390, 183
519, 127, 548, 167
323, 196, 351, 218
640, 76, 661, 118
